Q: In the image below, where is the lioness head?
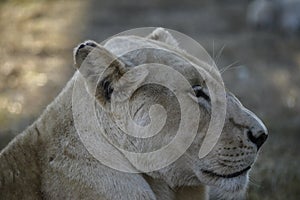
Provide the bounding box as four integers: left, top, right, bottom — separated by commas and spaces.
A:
73, 28, 268, 199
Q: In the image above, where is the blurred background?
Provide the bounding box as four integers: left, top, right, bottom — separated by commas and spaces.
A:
0, 0, 299, 199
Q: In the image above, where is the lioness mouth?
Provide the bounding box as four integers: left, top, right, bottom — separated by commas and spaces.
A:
202, 166, 251, 179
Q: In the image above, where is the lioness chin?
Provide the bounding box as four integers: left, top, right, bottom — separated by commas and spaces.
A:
0, 28, 267, 200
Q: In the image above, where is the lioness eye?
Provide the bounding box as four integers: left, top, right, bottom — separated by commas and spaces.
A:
192, 85, 210, 102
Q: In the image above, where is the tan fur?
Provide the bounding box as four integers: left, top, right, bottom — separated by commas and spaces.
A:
0, 28, 267, 200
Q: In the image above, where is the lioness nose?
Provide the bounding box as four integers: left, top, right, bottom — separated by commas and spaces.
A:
247, 129, 268, 150
242, 108, 268, 150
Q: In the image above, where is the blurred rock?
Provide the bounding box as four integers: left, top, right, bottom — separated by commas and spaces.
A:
247, 0, 278, 30
247, 0, 300, 35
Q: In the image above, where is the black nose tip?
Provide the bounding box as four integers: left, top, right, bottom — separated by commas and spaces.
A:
247, 130, 268, 150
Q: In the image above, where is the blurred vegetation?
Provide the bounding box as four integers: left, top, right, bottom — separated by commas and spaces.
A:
0, 0, 299, 199
0, 0, 86, 145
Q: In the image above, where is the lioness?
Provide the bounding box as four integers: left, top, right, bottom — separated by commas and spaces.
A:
0, 28, 267, 200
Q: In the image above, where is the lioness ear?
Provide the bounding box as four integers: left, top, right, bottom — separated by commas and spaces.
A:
147, 28, 179, 47
74, 40, 126, 108
73, 40, 147, 109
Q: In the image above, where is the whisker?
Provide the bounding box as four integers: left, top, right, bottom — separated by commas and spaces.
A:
212, 40, 215, 60
215, 44, 226, 65
248, 175, 261, 188
220, 61, 241, 74
221, 65, 244, 74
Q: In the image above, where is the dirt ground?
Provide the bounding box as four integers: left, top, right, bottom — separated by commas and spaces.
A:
0, 0, 299, 199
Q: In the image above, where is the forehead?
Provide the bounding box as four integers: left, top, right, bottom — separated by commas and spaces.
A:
104, 36, 205, 86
